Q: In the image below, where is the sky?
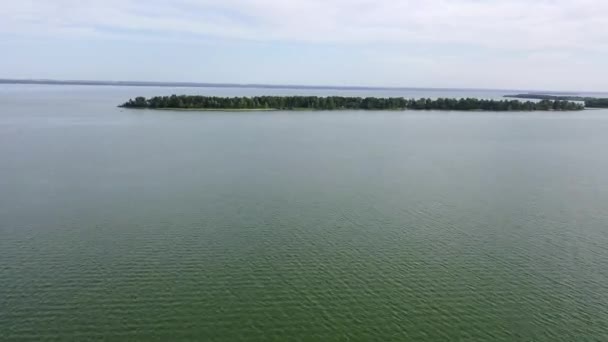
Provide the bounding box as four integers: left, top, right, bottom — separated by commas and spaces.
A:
1, 0, 607, 91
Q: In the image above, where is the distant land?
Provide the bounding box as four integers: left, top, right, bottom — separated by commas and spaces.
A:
505, 94, 590, 101
0, 78, 591, 94
120, 95, 585, 111
505, 94, 608, 108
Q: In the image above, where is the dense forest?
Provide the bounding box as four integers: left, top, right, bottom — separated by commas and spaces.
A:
120, 95, 585, 111
506, 94, 608, 108
505, 94, 589, 101
584, 98, 608, 108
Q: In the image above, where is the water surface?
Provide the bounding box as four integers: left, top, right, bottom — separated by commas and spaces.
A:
1, 85, 608, 341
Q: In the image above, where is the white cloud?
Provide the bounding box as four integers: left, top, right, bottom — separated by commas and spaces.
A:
1, 0, 607, 90
1, 0, 607, 51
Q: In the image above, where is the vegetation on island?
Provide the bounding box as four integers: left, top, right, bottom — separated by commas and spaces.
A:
505, 94, 608, 108
505, 94, 589, 101
584, 98, 608, 108
120, 95, 585, 111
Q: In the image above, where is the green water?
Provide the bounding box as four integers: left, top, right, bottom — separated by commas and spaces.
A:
1, 85, 608, 341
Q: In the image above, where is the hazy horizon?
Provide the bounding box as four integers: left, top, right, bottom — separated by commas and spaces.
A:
3, 78, 608, 95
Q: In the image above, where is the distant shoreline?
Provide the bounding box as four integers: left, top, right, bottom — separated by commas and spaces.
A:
505, 94, 608, 108
0, 78, 512, 91
0, 78, 487, 91
0, 78, 599, 94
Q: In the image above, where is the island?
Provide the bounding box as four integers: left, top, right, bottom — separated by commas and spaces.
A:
505, 94, 608, 108
120, 95, 585, 111
584, 98, 608, 108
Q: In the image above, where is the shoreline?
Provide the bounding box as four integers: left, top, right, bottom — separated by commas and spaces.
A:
121, 107, 590, 113
150, 107, 280, 112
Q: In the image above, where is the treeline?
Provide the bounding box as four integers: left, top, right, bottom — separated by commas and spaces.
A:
584, 98, 608, 108
506, 94, 608, 108
505, 94, 589, 101
120, 95, 584, 111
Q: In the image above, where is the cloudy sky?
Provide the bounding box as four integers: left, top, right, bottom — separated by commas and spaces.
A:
1, 0, 607, 90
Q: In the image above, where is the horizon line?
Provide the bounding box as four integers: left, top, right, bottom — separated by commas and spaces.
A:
1, 78, 603, 95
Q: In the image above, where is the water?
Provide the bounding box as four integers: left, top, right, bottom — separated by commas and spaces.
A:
1, 85, 608, 341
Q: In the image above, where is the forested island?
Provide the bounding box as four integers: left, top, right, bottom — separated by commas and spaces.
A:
505, 94, 608, 108
120, 95, 585, 111
505, 94, 588, 101
584, 98, 608, 108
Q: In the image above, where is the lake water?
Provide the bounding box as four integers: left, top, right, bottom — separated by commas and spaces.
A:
1, 85, 608, 341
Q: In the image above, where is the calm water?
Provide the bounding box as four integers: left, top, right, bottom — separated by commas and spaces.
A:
1, 85, 608, 341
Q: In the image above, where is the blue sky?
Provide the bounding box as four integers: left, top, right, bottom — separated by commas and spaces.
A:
1, 0, 607, 91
